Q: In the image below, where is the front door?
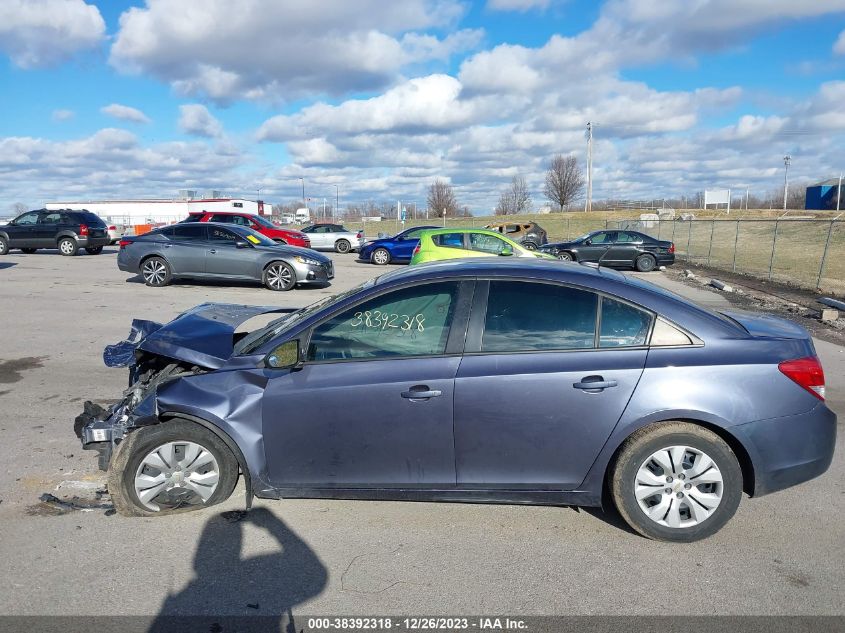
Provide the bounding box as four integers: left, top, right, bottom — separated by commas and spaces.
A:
6, 210, 41, 248
262, 280, 471, 488
579, 230, 616, 263
454, 280, 650, 489
205, 225, 256, 277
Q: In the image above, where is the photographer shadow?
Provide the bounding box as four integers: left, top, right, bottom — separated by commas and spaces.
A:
149, 506, 328, 633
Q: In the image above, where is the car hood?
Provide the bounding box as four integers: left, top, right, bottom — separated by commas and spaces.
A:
103, 303, 295, 370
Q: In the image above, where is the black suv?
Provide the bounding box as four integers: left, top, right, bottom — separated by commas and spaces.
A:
0, 209, 111, 256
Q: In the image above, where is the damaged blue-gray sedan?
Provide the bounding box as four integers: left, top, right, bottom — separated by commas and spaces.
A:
76, 258, 836, 541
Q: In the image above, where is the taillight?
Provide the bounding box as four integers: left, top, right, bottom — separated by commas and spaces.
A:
108, 225, 116, 231
356, 231, 363, 239
413, 244, 421, 255
118, 239, 132, 249
79, 224, 89, 236
668, 243, 675, 254
778, 356, 825, 400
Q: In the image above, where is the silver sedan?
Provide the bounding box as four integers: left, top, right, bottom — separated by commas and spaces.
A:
299, 223, 364, 253
117, 222, 334, 291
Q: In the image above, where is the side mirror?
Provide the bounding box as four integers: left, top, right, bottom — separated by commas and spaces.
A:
499, 246, 513, 257
264, 340, 303, 370
235, 240, 250, 248
377, 232, 388, 239
584, 239, 592, 245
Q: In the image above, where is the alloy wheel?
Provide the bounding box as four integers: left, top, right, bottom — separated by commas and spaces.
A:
634, 445, 724, 529
142, 259, 167, 285
373, 249, 389, 265
59, 240, 75, 255
133, 441, 220, 511
557, 252, 572, 261
266, 263, 293, 290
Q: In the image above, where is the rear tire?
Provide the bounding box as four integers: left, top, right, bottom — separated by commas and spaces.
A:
610, 421, 743, 542
85, 246, 103, 255
335, 239, 351, 254
372, 247, 391, 265
107, 419, 239, 517
58, 238, 78, 256
263, 261, 296, 291
141, 256, 172, 287
635, 253, 657, 272
21, 247, 37, 254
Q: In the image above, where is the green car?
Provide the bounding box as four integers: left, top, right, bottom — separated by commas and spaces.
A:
409, 228, 557, 265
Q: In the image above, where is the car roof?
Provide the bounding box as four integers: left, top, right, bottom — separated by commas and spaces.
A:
419, 227, 505, 236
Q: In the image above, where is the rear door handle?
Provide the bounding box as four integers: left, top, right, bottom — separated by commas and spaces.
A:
401, 386, 442, 400
209, 249, 217, 254
573, 376, 618, 391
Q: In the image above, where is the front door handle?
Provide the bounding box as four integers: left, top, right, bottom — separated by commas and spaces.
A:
209, 249, 217, 254
401, 385, 442, 400
573, 376, 618, 391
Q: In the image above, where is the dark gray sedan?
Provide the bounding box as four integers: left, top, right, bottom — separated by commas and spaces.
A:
117, 223, 334, 291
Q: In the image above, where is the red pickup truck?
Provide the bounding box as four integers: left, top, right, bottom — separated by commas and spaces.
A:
182, 211, 310, 248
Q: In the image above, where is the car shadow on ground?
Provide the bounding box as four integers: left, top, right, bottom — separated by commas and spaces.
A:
125, 275, 331, 292
148, 507, 328, 633
0, 262, 17, 270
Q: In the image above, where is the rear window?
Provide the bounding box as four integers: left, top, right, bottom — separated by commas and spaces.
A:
181, 214, 205, 223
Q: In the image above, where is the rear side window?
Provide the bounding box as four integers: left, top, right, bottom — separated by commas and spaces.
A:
599, 297, 652, 347
39, 212, 63, 224
433, 233, 465, 248
172, 225, 207, 241
78, 212, 106, 226
482, 281, 598, 352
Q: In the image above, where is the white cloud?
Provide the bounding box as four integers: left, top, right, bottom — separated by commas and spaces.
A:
487, 0, 551, 11
110, 0, 475, 103
178, 104, 223, 138
0, 0, 104, 68
51, 109, 75, 122
101, 103, 152, 125
834, 29, 845, 54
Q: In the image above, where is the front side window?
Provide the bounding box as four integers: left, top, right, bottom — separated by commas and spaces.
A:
14, 211, 40, 225
505, 225, 521, 234
172, 225, 207, 241
588, 232, 614, 244
433, 233, 465, 249
208, 226, 240, 244
469, 233, 510, 254
482, 281, 598, 352
307, 282, 460, 361
599, 297, 652, 347
401, 228, 428, 240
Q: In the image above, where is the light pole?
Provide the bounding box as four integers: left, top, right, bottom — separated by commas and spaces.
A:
782, 155, 791, 211
334, 184, 339, 219
300, 177, 305, 210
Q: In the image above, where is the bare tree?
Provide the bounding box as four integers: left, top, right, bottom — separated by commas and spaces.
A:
426, 179, 459, 217
11, 202, 27, 215
543, 155, 584, 211
495, 175, 532, 215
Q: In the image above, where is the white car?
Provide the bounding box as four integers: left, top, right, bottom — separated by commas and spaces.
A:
300, 223, 365, 253
106, 223, 127, 244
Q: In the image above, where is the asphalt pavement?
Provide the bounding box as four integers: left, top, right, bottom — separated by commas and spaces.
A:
0, 248, 842, 617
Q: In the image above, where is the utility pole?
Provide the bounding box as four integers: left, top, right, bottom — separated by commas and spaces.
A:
782, 155, 791, 211
300, 177, 306, 209
588, 121, 594, 213
837, 173, 842, 213
334, 185, 339, 219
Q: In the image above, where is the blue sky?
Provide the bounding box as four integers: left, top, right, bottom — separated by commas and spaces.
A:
1, 0, 844, 212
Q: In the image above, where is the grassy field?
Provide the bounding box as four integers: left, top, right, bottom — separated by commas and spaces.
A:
342, 209, 844, 295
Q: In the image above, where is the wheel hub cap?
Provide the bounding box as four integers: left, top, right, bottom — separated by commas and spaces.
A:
133, 441, 219, 511
635, 445, 724, 529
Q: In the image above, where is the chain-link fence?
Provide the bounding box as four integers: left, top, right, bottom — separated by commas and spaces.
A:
608, 218, 844, 295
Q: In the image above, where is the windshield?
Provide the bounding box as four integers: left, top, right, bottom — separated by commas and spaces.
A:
235, 277, 380, 354
572, 232, 594, 243
251, 214, 276, 229
231, 225, 277, 247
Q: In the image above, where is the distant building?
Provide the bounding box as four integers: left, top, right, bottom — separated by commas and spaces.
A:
45, 196, 270, 223
805, 179, 842, 210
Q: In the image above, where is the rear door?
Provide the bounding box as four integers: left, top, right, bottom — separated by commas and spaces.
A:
167, 224, 209, 274
35, 211, 63, 247
454, 280, 650, 489
605, 231, 642, 266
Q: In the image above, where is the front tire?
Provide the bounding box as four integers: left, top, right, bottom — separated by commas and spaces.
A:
107, 419, 239, 517
58, 238, 78, 256
610, 422, 742, 542
522, 241, 537, 251
372, 247, 391, 265
263, 261, 296, 291
635, 253, 657, 272
557, 251, 573, 261
85, 246, 103, 255
0, 237, 8, 255
141, 256, 172, 287
335, 239, 351, 254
